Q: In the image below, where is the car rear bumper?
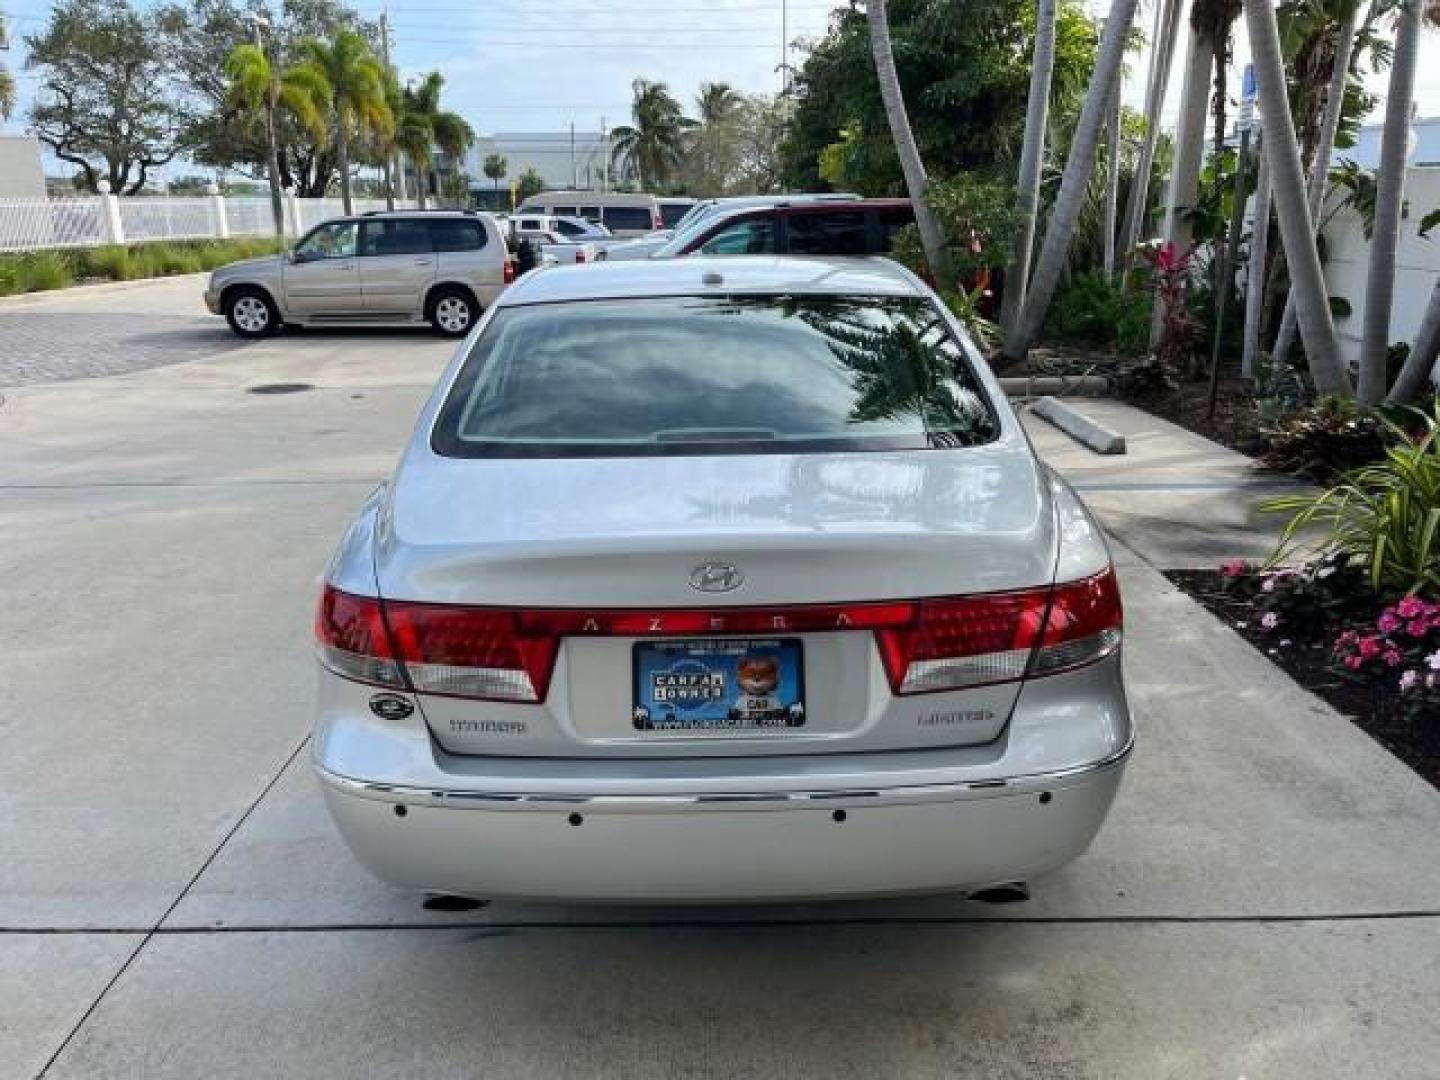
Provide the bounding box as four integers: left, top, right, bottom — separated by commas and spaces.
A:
203, 288, 220, 314
312, 652, 1132, 902
316, 745, 1128, 902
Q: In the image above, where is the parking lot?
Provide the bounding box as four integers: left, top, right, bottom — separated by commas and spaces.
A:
5, 275, 1440, 1078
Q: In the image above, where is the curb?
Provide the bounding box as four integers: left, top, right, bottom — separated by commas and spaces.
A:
1028, 396, 1127, 455
998, 375, 1111, 397
0, 272, 211, 307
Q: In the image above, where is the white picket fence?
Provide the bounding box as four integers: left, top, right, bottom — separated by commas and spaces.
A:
0, 194, 418, 253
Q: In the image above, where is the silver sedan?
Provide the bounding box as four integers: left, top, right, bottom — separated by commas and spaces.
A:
312, 255, 1132, 903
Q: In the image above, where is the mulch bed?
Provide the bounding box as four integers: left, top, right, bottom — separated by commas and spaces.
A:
1166, 569, 1440, 790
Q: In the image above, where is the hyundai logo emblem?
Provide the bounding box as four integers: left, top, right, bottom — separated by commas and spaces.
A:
689, 561, 744, 593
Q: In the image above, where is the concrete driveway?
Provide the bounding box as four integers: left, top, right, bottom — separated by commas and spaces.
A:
3, 277, 1439, 1079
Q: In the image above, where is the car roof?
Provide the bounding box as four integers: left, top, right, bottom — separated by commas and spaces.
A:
498, 255, 927, 306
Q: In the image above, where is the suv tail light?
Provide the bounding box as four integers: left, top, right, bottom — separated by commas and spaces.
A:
315, 569, 1120, 705
503, 257, 515, 284
574, 249, 587, 264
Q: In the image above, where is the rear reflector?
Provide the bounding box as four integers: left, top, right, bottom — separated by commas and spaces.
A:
314, 569, 1121, 704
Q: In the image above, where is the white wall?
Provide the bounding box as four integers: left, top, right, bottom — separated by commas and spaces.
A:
0, 136, 48, 199
1321, 164, 1440, 369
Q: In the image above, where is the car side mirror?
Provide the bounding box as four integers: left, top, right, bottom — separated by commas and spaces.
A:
290, 249, 310, 264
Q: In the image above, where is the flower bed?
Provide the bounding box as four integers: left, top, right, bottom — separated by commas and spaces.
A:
1167, 558, 1440, 789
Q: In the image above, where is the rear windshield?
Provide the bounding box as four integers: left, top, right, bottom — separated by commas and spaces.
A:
432, 295, 998, 458
659, 201, 693, 228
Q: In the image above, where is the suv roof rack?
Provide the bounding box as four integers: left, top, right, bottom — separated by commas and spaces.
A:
359, 207, 480, 216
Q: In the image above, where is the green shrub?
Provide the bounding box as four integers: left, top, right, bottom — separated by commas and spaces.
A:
15, 252, 74, 293
0, 238, 284, 298
1046, 270, 1152, 357
1262, 400, 1440, 595
72, 245, 134, 281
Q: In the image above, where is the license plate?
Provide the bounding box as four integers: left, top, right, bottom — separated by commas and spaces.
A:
633, 638, 806, 732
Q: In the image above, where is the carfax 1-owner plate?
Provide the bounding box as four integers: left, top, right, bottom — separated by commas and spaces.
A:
632, 638, 806, 732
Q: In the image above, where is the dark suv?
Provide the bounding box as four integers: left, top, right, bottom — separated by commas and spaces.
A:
652, 199, 914, 259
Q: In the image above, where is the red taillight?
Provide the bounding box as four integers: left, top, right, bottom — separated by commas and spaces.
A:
314, 570, 1120, 705
575, 249, 587, 264
875, 568, 1122, 695
503, 258, 515, 284
315, 586, 405, 689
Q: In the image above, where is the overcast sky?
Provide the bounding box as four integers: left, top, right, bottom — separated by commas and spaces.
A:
4, 0, 1440, 179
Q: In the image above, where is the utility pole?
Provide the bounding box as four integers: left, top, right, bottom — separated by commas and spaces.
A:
570, 122, 577, 189
251, 12, 284, 241
379, 9, 398, 209
600, 115, 608, 193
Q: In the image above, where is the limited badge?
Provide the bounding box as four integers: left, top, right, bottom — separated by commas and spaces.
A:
369, 693, 415, 721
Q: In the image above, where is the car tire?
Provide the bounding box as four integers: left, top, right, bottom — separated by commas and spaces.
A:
224, 287, 280, 339
428, 287, 479, 338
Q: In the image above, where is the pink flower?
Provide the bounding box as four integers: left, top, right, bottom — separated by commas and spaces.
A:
1220, 560, 1247, 579
1261, 612, 1280, 630
1345, 655, 1364, 671
1409, 620, 1430, 638
1397, 596, 1426, 619
1384, 649, 1404, 667
1400, 670, 1419, 693
1261, 578, 1277, 593
1378, 613, 1401, 634
1358, 637, 1382, 659
1337, 630, 1358, 647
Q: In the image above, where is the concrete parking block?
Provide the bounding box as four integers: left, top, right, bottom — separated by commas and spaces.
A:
0, 933, 140, 1080
44, 919, 1440, 1079
1029, 396, 1127, 454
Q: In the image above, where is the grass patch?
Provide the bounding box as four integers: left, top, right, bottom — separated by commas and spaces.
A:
0, 237, 285, 297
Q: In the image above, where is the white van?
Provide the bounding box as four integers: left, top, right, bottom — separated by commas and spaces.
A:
517, 191, 662, 237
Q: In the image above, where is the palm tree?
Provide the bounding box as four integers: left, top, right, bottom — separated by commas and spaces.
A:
397, 73, 474, 209
1102, 74, 1122, 278
1241, 137, 1272, 378
1270, 0, 1363, 368
1000, 0, 1058, 333
224, 41, 329, 239
696, 81, 742, 126
1002, 0, 1140, 365
1358, 0, 1421, 403
867, 0, 946, 282
1118, 0, 1183, 271
299, 30, 392, 216
483, 153, 507, 201
1244, 0, 1350, 397
0, 10, 15, 122
610, 79, 693, 190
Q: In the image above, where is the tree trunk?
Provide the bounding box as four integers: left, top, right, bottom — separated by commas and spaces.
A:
1387, 277, 1440, 402
337, 114, 354, 216
1245, 0, 1351, 397
263, 98, 285, 240
1149, 27, 1212, 349
1119, 0, 1182, 274
1358, 0, 1419, 404
1000, 0, 1058, 332
1102, 74, 1121, 279
415, 164, 428, 210
1271, 5, 1361, 367
867, 0, 947, 282
1001, 0, 1140, 364
383, 155, 395, 211
1241, 135, 1271, 378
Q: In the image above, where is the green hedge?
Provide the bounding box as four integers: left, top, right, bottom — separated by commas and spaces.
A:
0, 237, 285, 298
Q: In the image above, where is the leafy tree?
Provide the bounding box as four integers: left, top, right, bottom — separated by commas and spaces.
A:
25, 0, 185, 194
298, 29, 391, 214
515, 166, 544, 203
156, 0, 376, 197
395, 72, 473, 209
483, 153, 508, 196
610, 79, 695, 190
779, 0, 1098, 195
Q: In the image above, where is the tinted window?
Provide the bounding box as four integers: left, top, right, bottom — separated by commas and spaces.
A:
698, 216, 776, 255
877, 206, 916, 252
659, 201, 692, 228
549, 206, 578, 217
433, 295, 997, 458
603, 206, 655, 231
786, 210, 867, 256
579, 206, 601, 221
554, 219, 584, 237
360, 219, 433, 256
429, 219, 486, 252
295, 221, 357, 260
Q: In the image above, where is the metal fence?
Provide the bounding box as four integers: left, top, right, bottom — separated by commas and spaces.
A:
0, 195, 420, 253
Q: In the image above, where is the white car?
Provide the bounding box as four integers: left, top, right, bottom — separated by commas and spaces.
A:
312, 255, 1132, 904
509, 213, 611, 242
513, 228, 599, 265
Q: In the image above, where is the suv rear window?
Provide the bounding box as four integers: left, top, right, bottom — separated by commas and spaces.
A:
659, 202, 692, 227
432, 295, 997, 458
429, 218, 487, 251
786, 210, 867, 255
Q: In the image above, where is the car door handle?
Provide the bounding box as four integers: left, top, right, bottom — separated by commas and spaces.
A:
413, 258, 433, 266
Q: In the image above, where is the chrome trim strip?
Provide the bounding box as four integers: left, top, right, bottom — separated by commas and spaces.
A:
315, 737, 1134, 812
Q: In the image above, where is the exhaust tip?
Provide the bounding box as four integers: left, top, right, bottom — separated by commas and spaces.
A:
422, 893, 490, 913
968, 882, 1030, 905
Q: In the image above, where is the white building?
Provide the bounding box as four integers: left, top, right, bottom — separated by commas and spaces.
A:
0, 136, 47, 198
465, 132, 612, 197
